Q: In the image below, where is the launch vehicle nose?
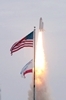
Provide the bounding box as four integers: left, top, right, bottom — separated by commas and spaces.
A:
39, 17, 44, 31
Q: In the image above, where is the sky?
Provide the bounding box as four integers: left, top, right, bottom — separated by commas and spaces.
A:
0, 0, 66, 100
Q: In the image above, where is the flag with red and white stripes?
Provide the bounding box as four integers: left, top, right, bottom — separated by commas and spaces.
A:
10, 31, 33, 55
20, 59, 33, 77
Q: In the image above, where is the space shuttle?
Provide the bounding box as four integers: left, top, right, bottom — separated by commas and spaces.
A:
39, 17, 44, 32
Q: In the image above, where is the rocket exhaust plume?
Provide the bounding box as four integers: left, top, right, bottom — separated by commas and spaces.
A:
28, 19, 50, 100
28, 31, 50, 100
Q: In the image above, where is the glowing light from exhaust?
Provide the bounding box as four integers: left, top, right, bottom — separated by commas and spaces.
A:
35, 31, 46, 86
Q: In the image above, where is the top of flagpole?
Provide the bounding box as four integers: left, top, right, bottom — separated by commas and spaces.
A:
33, 26, 36, 39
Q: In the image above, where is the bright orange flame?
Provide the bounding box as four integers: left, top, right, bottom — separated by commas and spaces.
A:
35, 31, 46, 86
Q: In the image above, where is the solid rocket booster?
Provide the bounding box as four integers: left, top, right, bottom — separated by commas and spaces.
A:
39, 17, 44, 31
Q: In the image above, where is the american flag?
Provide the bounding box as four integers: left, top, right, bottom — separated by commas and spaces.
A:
10, 31, 33, 55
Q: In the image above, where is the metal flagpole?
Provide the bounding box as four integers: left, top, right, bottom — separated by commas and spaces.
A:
0, 89, 1, 100
33, 26, 36, 100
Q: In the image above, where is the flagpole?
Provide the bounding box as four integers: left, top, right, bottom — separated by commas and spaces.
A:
33, 26, 36, 100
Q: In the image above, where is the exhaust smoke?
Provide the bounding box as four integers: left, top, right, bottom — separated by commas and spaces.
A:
28, 31, 50, 100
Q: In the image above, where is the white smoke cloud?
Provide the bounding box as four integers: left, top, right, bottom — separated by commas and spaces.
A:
28, 73, 51, 100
